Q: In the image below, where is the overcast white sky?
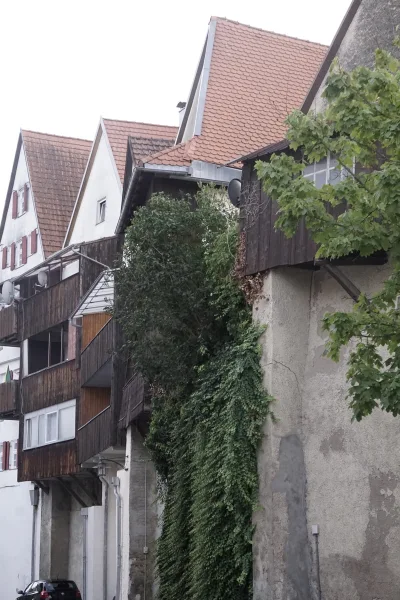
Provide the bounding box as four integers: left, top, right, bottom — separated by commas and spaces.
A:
0, 0, 352, 203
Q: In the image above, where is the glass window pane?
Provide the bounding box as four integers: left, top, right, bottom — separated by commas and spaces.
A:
46, 412, 58, 442
59, 406, 75, 441
315, 157, 327, 171
31, 416, 38, 447
303, 164, 314, 177
315, 171, 326, 189
328, 168, 342, 186
38, 414, 46, 446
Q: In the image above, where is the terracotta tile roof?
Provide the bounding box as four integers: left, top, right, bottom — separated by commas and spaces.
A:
129, 136, 175, 164
102, 118, 178, 181
22, 130, 92, 257
144, 18, 327, 167
142, 140, 196, 167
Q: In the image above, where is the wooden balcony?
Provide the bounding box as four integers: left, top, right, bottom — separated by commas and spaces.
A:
119, 373, 150, 434
0, 304, 19, 345
77, 406, 113, 464
21, 360, 80, 414
19, 438, 79, 482
0, 381, 20, 419
21, 274, 80, 339
81, 319, 114, 387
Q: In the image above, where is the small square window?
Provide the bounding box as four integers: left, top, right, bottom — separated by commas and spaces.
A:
9, 440, 17, 469
96, 199, 106, 224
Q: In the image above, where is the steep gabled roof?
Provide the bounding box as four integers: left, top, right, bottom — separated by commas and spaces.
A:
0, 130, 91, 258
102, 118, 177, 181
147, 17, 327, 168
22, 130, 92, 257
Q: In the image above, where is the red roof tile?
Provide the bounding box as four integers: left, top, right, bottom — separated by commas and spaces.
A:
145, 18, 327, 166
22, 130, 92, 257
102, 119, 178, 181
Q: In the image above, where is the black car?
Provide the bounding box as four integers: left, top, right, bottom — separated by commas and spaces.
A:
16, 580, 81, 600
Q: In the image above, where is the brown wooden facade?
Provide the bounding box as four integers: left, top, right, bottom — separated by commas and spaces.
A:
0, 304, 19, 345
79, 387, 110, 427
119, 373, 150, 435
77, 406, 113, 464
19, 439, 79, 481
21, 360, 80, 414
0, 380, 20, 419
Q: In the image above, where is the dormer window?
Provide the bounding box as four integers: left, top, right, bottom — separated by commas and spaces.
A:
96, 198, 106, 224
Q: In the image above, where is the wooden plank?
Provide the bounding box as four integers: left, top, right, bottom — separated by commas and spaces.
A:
18, 439, 79, 482
82, 313, 111, 350
81, 319, 114, 386
21, 360, 80, 413
0, 381, 19, 418
0, 304, 18, 344
79, 387, 110, 427
77, 406, 112, 464
22, 274, 80, 339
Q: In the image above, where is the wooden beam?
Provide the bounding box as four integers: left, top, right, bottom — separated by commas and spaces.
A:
322, 264, 363, 303
33, 479, 49, 494
70, 474, 100, 507
57, 477, 88, 508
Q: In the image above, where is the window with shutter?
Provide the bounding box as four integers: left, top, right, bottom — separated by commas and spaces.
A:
12, 191, 18, 219
2, 247, 7, 269
10, 243, 16, 271
22, 236, 27, 265
1, 441, 9, 471
31, 229, 38, 254
23, 183, 29, 212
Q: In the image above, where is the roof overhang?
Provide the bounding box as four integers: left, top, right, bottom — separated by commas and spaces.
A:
116, 160, 241, 234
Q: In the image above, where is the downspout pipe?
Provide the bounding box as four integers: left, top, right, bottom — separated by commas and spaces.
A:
112, 477, 122, 600
81, 508, 88, 600
30, 487, 39, 581
99, 476, 109, 600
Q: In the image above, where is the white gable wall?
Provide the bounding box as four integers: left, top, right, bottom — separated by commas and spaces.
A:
69, 132, 122, 246
0, 144, 45, 284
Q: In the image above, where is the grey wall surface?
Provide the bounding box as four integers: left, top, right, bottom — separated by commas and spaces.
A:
254, 264, 400, 599
312, 0, 400, 111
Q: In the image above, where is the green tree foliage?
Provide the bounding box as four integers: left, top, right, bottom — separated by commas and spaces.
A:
115, 188, 272, 600
256, 43, 400, 421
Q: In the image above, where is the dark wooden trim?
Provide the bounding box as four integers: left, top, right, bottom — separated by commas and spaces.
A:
119, 373, 149, 430
57, 477, 87, 508
0, 304, 19, 345
18, 438, 79, 482
77, 406, 112, 464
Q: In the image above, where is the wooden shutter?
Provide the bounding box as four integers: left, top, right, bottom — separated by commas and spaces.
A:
12, 191, 18, 219
31, 229, 37, 254
1, 441, 9, 471
23, 184, 29, 212
10, 243, 16, 270
22, 236, 27, 265
2, 247, 7, 269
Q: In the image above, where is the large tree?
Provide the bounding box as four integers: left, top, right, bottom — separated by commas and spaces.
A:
256, 43, 400, 421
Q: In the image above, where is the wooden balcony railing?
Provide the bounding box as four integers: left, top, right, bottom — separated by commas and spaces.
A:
81, 319, 114, 386
0, 304, 18, 344
21, 274, 80, 339
118, 373, 150, 430
21, 360, 80, 414
77, 406, 112, 464
19, 439, 79, 482
0, 381, 19, 418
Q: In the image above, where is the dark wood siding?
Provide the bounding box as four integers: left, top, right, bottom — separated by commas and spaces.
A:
0, 381, 20, 419
21, 360, 80, 413
0, 304, 19, 345
21, 274, 80, 339
119, 373, 149, 429
77, 406, 112, 464
81, 319, 114, 386
80, 236, 122, 297
242, 159, 317, 275
79, 387, 110, 427
19, 438, 79, 481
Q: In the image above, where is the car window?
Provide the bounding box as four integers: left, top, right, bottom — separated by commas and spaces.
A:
48, 581, 76, 590
24, 583, 34, 593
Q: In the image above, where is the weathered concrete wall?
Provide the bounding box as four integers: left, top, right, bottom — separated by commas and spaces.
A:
122, 426, 158, 600
312, 0, 400, 112
39, 482, 71, 579
254, 263, 400, 599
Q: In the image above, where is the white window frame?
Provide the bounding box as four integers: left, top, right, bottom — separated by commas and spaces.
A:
15, 239, 23, 268
24, 399, 76, 450
0, 444, 3, 472
303, 153, 351, 188
45, 411, 58, 443
8, 440, 17, 470
96, 198, 106, 224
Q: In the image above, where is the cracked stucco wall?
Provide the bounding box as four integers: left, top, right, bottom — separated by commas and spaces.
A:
254, 264, 400, 599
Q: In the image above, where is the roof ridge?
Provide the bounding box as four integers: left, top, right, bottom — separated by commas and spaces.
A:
129, 134, 176, 142
142, 140, 188, 163
102, 117, 177, 130
211, 16, 329, 48
21, 129, 92, 143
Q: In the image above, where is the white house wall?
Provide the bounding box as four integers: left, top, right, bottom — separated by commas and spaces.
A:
68, 132, 122, 246
0, 421, 33, 598
1, 144, 44, 284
